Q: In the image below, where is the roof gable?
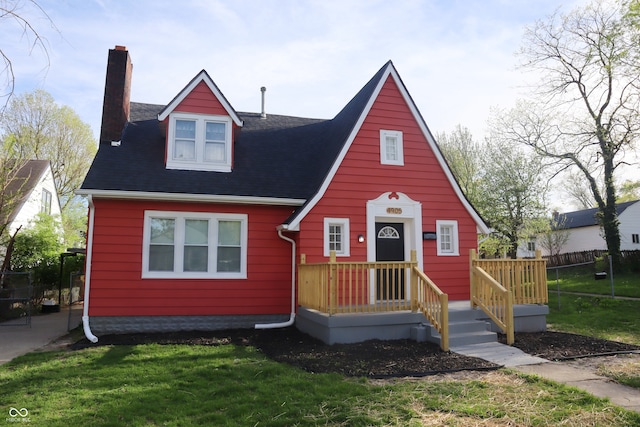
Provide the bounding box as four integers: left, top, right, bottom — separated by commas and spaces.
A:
283, 61, 489, 233
157, 70, 243, 127
6, 160, 55, 223
558, 200, 639, 229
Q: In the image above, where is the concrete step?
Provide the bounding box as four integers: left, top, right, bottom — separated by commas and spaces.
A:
427, 325, 497, 347
421, 302, 499, 347
448, 319, 490, 335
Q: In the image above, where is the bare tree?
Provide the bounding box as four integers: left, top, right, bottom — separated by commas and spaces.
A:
538, 213, 571, 262
502, 0, 640, 268
565, 171, 597, 210
1, 0, 56, 112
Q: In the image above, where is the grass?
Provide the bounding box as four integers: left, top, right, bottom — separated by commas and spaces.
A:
547, 264, 640, 298
547, 293, 640, 345
546, 263, 640, 344
546, 264, 640, 391
2, 264, 639, 425
598, 356, 640, 389
2, 343, 639, 426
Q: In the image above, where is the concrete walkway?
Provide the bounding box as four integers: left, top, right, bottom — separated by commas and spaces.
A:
0, 305, 82, 365
452, 341, 640, 414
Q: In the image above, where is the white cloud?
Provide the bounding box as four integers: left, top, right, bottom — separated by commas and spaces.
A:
5, 0, 625, 156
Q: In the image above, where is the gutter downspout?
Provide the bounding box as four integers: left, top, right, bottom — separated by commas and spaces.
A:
255, 228, 296, 329
82, 195, 99, 343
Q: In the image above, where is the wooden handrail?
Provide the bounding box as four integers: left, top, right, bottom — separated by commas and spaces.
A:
298, 251, 450, 351
472, 250, 548, 305
470, 249, 515, 344
413, 265, 449, 351
298, 252, 416, 314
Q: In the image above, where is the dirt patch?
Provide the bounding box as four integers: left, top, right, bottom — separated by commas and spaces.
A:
69, 327, 640, 378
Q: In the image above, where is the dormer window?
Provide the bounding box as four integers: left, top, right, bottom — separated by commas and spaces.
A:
167, 112, 232, 172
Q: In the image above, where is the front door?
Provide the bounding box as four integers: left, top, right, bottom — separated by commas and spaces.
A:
375, 222, 405, 300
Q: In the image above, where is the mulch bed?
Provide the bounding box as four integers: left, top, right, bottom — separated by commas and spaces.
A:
71, 327, 640, 378
500, 331, 640, 361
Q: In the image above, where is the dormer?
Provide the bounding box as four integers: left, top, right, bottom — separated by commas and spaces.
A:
157, 70, 243, 173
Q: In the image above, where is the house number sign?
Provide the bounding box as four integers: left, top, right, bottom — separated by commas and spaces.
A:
386, 207, 402, 214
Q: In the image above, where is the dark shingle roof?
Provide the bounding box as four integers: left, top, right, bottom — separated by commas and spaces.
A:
556, 200, 638, 229
81, 62, 391, 202
6, 160, 51, 223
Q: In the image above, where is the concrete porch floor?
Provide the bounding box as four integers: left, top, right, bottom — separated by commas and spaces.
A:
295, 300, 549, 346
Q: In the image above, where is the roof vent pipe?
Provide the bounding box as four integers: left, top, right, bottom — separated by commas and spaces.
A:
260, 86, 267, 119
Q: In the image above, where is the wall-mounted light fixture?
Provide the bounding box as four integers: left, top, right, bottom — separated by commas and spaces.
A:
358, 234, 365, 243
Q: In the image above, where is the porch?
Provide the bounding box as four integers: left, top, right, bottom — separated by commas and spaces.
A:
296, 250, 549, 351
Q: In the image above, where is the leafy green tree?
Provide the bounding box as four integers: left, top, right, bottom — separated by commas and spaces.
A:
11, 212, 63, 288
508, 0, 640, 268
477, 135, 549, 258
436, 125, 483, 207
0, 90, 97, 211
618, 180, 640, 202
438, 125, 549, 258
62, 197, 88, 249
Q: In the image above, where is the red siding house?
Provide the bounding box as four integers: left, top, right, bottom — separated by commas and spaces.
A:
78, 46, 493, 344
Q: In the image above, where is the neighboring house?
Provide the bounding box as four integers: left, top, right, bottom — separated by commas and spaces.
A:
4, 160, 62, 236
533, 200, 640, 256
78, 46, 493, 340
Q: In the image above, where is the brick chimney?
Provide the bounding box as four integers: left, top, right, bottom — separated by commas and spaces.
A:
99, 45, 132, 143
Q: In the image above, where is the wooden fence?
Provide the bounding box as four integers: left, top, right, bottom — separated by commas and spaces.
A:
544, 250, 640, 267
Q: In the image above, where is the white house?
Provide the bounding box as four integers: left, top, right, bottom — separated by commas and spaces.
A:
525, 200, 640, 257
5, 160, 62, 235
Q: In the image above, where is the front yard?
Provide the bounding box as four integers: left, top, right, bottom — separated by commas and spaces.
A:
2, 337, 639, 426
1, 266, 639, 426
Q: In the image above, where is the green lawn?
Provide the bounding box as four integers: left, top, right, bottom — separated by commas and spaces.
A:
546, 265, 640, 390
547, 264, 640, 298
547, 293, 640, 345
2, 341, 639, 426
2, 265, 640, 425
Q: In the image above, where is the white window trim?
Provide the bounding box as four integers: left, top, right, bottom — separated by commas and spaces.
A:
142, 211, 247, 279
436, 220, 459, 256
380, 129, 404, 166
323, 217, 350, 257
166, 112, 233, 172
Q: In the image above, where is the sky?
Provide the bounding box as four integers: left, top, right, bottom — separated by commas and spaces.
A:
4, 0, 637, 211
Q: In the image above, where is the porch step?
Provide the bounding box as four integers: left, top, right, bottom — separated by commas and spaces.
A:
423, 302, 498, 348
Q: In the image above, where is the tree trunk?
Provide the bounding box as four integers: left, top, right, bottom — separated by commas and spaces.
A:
601, 161, 621, 269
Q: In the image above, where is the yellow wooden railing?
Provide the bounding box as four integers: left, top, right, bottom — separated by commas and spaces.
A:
298, 250, 449, 350
470, 249, 548, 345
298, 252, 415, 314
470, 260, 514, 344
412, 257, 449, 351
471, 250, 548, 305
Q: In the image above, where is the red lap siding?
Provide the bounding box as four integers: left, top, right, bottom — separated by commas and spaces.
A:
88, 199, 293, 316
299, 76, 478, 300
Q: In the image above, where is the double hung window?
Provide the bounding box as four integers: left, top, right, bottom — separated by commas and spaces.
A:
436, 220, 459, 256
143, 211, 247, 278
380, 130, 404, 166
41, 189, 52, 215
323, 218, 350, 257
167, 113, 232, 172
